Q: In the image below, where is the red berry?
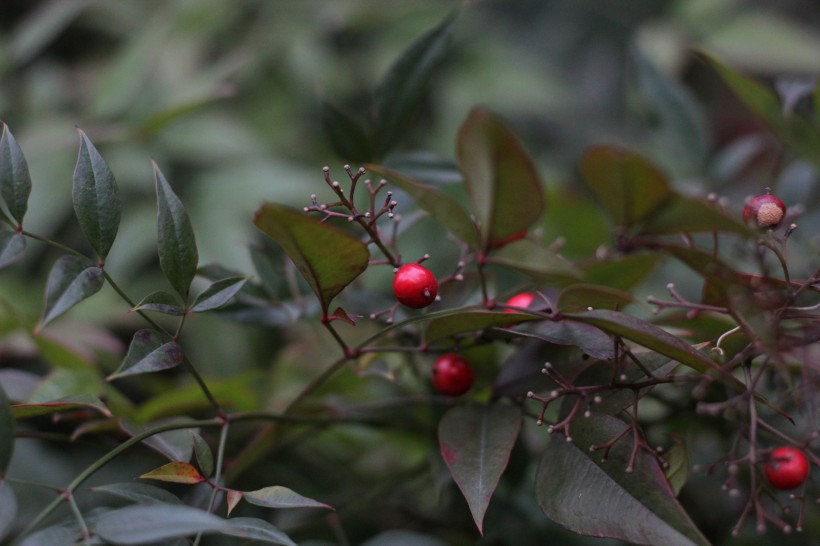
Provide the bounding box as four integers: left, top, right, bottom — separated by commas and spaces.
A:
764, 446, 810, 490
503, 292, 535, 313
393, 263, 438, 308
432, 353, 474, 396
743, 193, 786, 229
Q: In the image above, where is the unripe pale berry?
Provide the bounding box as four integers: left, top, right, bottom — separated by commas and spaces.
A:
764, 446, 810, 490
743, 193, 786, 229
432, 353, 474, 396
393, 263, 438, 308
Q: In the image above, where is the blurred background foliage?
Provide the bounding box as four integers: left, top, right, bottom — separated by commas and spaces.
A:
1, 1, 819, 545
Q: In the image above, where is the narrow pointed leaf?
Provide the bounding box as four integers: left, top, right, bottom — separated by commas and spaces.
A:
527, 320, 615, 360
321, 99, 374, 163
425, 310, 537, 343
579, 145, 672, 227
438, 404, 522, 534
92, 482, 183, 505
192, 431, 213, 477
11, 393, 110, 419
226, 490, 244, 516
665, 438, 690, 496
72, 129, 121, 259
536, 413, 711, 546
633, 46, 709, 174
18, 523, 83, 546
0, 123, 32, 225
93, 504, 230, 544
457, 107, 544, 249
108, 329, 183, 380
140, 461, 205, 484
243, 485, 333, 510
557, 284, 634, 311
253, 203, 368, 315
0, 228, 25, 269
190, 276, 247, 313
375, 11, 457, 156
486, 239, 581, 283
132, 290, 184, 316
224, 517, 297, 546
0, 384, 13, 473
563, 309, 745, 391
121, 420, 195, 462
154, 162, 198, 300
365, 164, 480, 248
40, 255, 104, 327
0, 480, 16, 541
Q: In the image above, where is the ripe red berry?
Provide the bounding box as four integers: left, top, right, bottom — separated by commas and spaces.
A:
743, 193, 786, 229
503, 292, 535, 313
764, 446, 810, 490
393, 263, 438, 309
432, 353, 474, 396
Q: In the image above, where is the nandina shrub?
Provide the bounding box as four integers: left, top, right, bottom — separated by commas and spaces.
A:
0, 8, 818, 546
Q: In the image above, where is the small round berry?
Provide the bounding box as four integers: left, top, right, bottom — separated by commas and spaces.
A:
503, 292, 535, 313
393, 263, 438, 309
764, 446, 810, 490
743, 193, 786, 229
432, 353, 474, 396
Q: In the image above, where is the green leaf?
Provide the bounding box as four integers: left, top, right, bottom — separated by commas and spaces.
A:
321, 99, 374, 163
365, 164, 480, 248
639, 195, 753, 236
140, 461, 205, 484
457, 107, 545, 249
0, 385, 14, 473
536, 413, 711, 546
26, 368, 102, 403
253, 203, 369, 316
557, 284, 634, 311
579, 145, 672, 227
93, 504, 230, 544
92, 482, 183, 505
192, 432, 213, 477
632, 45, 709, 176
121, 419, 194, 462
73, 129, 122, 260
0, 480, 16, 541
701, 53, 820, 168
11, 393, 110, 419
132, 291, 184, 316
0, 122, 32, 225
40, 255, 104, 327
438, 404, 521, 534
154, 162, 198, 301
526, 320, 614, 360
665, 437, 689, 496
108, 329, 184, 380
243, 485, 333, 511
425, 310, 537, 344
0, 227, 25, 270
485, 239, 581, 283
17, 522, 83, 546
190, 276, 248, 313
582, 253, 662, 291
223, 517, 297, 546
375, 11, 457, 157
562, 309, 745, 391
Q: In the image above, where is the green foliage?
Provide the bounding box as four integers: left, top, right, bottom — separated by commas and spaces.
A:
1, 3, 819, 546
